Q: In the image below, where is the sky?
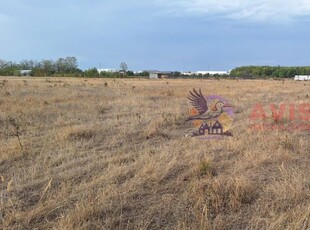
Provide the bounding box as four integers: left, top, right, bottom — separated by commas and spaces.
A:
1, 0, 310, 71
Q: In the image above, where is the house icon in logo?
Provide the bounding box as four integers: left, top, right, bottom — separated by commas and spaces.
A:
198, 121, 223, 135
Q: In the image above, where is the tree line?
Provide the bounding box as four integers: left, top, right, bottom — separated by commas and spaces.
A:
229, 66, 310, 78
0, 58, 149, 77
0, 57, 82, 77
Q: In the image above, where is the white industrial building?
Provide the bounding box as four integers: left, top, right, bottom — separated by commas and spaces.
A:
181, 70, 229, 76
181, 71, 195, 76
97, 68, 117, 73
20, 70, 32, 76
294, 75, 310, 81
196, 71, 229, 75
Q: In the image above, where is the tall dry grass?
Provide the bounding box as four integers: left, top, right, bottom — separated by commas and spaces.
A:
0, 77, 309, 229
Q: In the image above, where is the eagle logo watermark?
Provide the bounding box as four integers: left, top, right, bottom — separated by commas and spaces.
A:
186, 89, 234, 139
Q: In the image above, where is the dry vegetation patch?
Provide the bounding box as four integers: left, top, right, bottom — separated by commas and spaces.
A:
0, 77, 309, 229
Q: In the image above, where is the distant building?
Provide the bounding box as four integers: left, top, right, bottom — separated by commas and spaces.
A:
97, 68, 117, 73
20, 70, 31, 76
181, 71, 195, 76
148, 71, 172, 79
196, 71, 228, 75
294, 75, 310, 81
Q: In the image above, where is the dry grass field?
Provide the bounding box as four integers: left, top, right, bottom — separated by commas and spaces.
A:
0, 77, 309, 229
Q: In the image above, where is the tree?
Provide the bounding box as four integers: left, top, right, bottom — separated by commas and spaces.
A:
84, 68, 99, 77
0, 60, 19, 76
19, 60, 36, 70
172, 71, 181, 77
127, 71, 134, 76
119, 62, 128, 73
40, 59, 55, 76
65, 57, 78, 73
136, 71, 149, 77
55, 57, 78, 74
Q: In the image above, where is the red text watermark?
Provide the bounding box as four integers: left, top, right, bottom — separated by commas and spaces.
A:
249, 103, 310, 132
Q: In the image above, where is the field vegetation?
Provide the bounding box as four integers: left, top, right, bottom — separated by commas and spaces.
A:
0, 77, 309, 229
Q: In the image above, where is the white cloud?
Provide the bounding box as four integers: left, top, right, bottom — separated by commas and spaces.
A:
155, 0, 310, 22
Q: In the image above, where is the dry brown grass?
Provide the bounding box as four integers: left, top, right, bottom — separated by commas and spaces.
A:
0, 77, 309, 229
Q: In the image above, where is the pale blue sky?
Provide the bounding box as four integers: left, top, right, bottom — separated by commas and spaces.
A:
1, 0, 310, 71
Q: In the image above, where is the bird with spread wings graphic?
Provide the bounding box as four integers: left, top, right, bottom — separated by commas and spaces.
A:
186, 88, 231, 121
186, 88, 234, 136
